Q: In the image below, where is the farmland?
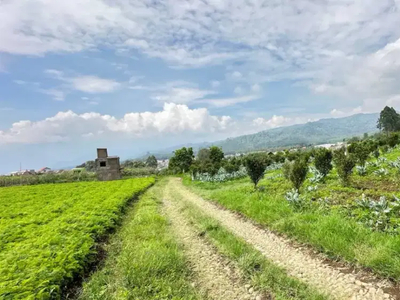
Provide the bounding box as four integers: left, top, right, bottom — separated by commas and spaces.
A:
184, 145, 400, 280
0, 177, 154, 299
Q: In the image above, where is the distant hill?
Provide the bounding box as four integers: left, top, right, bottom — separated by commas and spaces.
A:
216, 113, 379, 153
140, 113, 380, 158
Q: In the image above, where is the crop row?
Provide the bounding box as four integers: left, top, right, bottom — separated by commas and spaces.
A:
0, 177, 154, 299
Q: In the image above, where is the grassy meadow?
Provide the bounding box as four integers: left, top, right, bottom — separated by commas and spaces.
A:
0, 177, 154, 299
184, 146, 400, 280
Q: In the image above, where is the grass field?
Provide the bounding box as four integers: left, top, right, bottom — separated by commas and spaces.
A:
79, 179, 199, 300
0, 177, 154, 299
184, 147, 400, 280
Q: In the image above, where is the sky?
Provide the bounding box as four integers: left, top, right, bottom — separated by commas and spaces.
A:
0, 0, 400, 173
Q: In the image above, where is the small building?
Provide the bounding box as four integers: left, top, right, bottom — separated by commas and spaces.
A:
95, 148, 121, 181
37, 167, 51, 174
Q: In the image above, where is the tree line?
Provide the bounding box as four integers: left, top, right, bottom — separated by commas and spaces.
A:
168, 106, 400, 190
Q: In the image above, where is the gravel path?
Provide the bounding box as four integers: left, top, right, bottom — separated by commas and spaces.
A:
169, 178, 394, 300
163, 184, 266, 300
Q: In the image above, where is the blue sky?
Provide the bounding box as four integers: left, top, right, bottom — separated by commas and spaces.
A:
0, 0, 400, 173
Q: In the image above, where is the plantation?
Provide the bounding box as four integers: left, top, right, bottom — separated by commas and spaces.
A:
184, 145, 400, 280
0, 177, 154, 299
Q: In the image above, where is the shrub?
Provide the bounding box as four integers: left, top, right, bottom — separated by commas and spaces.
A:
348, 142, 370, 167
282, 160, 292, 180
288, 158, 308, 191
314, 148, 333, 178
285, 188, 307, 210
373, 149, 380, 159
309, 167, 324, 183
333, 148, 355, 186
356, 165, 367, 176
245, 154, 269, 189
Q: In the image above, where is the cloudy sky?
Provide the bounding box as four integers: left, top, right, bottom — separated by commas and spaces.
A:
0, 0, 399, 173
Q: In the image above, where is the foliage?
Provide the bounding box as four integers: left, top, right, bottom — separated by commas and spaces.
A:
0, 171, 97, 187
122, 167, 158, 177
209, 146, 224, 165
282, 160, 292, 180
314, 148, 333, 178
193, 166, 247, 183
309, 166, 324, 184
356, 165, 367, 176
373, 168, 389, 177
377, 106, 400, 133
289, 158, 308, 191
353, 194, 400, 233
374, 149, 380, 159
333, 148, 355, 186
168, 147, 194, 173
348, 142, 370, 167
145, 155, 158, 168
122, 159, 146, 169
244, 154, 270, 188
0, 178, 155, 299
76, 160, 96, 172
197, 148, 211, 162
285, 189, 307, 210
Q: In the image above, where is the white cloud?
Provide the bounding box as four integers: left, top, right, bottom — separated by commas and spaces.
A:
198, 95, 260, 107
251, 84, 261, 93
253, 115, 292, 129
39, 89, 66, 101
70, 76, 120, 93
0, 0, 400, 107
151, 87, 215, 104
211, 81, 220, 88
234, 86, 244, 94
0, 103, 232, 145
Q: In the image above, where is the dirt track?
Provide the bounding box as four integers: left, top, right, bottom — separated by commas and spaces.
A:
165, 178, 394, 300
163, 183, 265, 300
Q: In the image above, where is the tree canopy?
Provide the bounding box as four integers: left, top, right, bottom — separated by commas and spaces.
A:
146, 155, 158, 168
377, 106, 400, 133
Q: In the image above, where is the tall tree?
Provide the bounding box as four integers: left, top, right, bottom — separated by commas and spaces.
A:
377, 106, 400, 134
168, 147, 194, 173
146, 155, 158, 168
209, 146, 224, 165
197, 148, 211, 163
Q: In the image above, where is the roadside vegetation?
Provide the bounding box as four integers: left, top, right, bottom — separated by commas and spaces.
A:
178, 106, 400, 280
79, 180, 199, 300
0, 177, 154, 299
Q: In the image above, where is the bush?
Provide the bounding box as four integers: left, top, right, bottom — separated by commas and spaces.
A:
348, 142, 370, 167
288, 158, 308, 191
282, 160, 292, 180
314, 148, 333, 178
333, 148, 355, 186
245, 154, 269, 189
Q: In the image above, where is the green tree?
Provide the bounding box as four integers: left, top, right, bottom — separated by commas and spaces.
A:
76, 160, 96, 172
146, 155, 158, 168
197, 148, 211, 163
209, 146, 224, 165
348, 142, 370, 167
333, 148, 355, 186
289, 158, 308, 191
244, 154, 269, 189
377, 106, 400, 134
314, 148, 333, 178
168, 147, 194, 173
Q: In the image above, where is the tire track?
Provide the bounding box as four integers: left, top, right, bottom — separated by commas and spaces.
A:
169, 178, 394, 300
163, 184, 266, 300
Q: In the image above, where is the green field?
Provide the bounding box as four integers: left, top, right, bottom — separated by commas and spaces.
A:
0, 177, 154, 299
185, 147, 400, 280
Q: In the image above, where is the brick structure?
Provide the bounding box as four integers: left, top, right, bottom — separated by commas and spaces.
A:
95, 148, 121, 181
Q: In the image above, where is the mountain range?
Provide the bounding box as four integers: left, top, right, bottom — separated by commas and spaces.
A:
141, 113, 380, 158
